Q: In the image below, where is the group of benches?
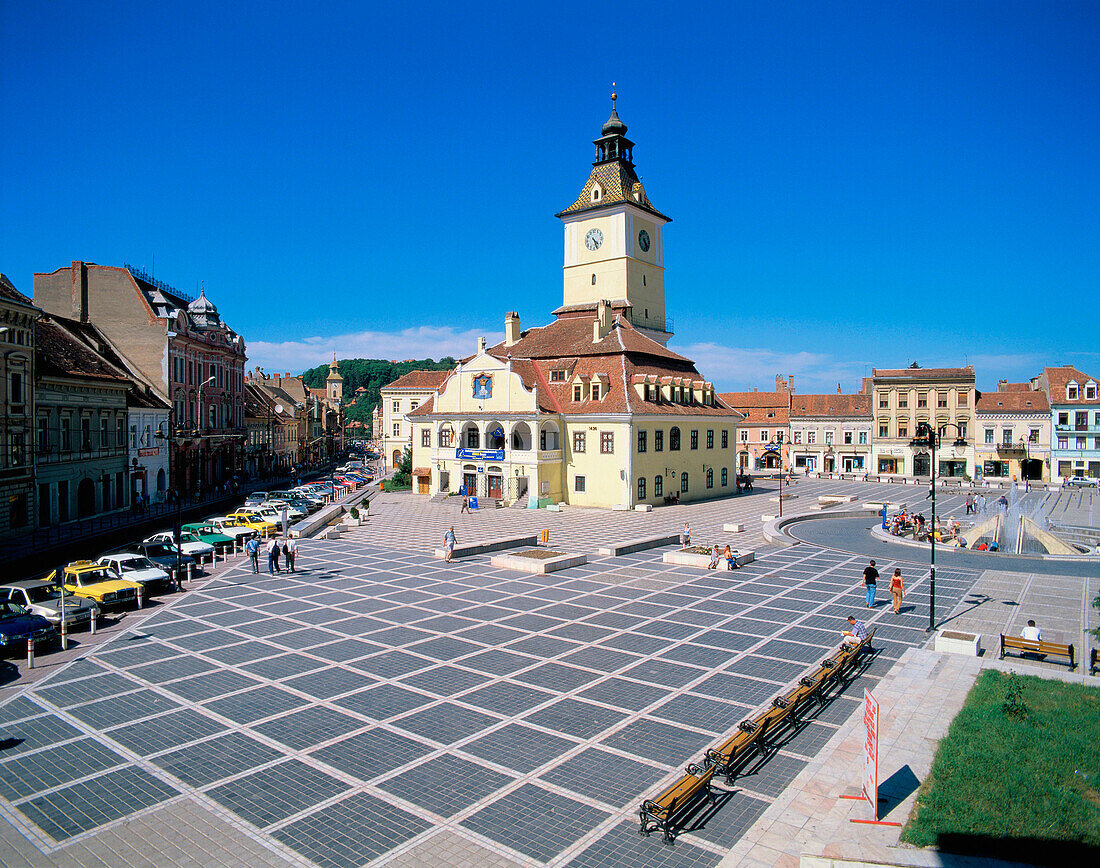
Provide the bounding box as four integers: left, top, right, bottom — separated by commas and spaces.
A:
638, 629, 876, 845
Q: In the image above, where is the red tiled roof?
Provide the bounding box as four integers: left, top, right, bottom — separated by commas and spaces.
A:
790, 394, 872, 417
720, 391, 791, 410
976, 390, 1049, 414
0, 273, 37, 309
872, 366, 975, 380
383, 369, 451, 391
1042, 365, 1098, 405
486, 313, 691, 365
35, 317, 131, 383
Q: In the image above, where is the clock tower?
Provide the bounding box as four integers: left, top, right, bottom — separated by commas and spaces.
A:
555, 93, 672, 344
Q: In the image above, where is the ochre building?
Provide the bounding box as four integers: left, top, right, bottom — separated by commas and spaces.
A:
407, 101, 743, 508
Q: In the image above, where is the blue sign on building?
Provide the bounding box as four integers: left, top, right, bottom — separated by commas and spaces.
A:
456, 448, 505, 461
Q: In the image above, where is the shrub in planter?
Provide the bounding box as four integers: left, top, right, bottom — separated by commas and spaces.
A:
349, 507, 359, 520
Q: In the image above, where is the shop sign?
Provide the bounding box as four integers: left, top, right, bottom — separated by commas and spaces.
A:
456, 448, 504, 461
138, 447, 160, 457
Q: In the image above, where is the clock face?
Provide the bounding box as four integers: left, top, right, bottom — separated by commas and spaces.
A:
638, 229, 651, 252
584, 228, 603, 251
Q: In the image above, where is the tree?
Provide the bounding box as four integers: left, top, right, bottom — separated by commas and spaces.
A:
301, 357, 454, 425
392, 445, 413, 487
909, 361, 922, 368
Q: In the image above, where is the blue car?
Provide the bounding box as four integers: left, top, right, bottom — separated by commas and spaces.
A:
0, 599, 57, 655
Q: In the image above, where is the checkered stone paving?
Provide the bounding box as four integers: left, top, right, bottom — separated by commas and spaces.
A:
0, 489, 982, 865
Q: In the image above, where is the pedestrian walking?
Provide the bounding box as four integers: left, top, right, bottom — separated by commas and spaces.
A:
282, 538, 292, 572
965, 492, 975, 515
246, 534, 260, 574
890, 568, 904, 614
267, 537, 280, 574
707, 545, 720, 569
443, 526, 456, 563
862, 559, 879, 608
286, 537, 297, 572
681, 522, 691, 546
461, 493, 470, 514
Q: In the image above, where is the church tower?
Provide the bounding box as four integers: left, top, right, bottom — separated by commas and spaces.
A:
326, 354, 343, 405
555, 92, 672, 344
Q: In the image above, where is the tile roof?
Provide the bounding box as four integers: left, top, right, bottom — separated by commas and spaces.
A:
555, 161, 669, 221
1041, 365, 1099, 406
35, 317, 132, 384
720, 391, 791, 410
487, 312, 691, 365
0, 273, 37, 309
790, 394, 872, 417
871, 366, 975, 380
975, 390, 1049, 414
383, 370, 452, 391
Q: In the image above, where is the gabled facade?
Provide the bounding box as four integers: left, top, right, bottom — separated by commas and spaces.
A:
380, 369, 451, 470
1035, 365, 1100, 482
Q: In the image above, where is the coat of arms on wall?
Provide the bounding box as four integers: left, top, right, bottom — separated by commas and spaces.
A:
472, 374, 493, 400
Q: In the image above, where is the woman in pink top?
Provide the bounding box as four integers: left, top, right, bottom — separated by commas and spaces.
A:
890, 568, 905, 614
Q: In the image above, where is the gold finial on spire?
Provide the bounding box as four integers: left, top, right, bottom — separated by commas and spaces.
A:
611, 82, 617, 103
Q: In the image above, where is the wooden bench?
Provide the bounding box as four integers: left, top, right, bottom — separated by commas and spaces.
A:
1000, 634, 1076, 670
638, 763, 716, 845
705, 719, 766, 782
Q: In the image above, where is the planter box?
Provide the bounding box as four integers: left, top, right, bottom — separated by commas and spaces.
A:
935, 629, 981, 656
723, 523, 745, 532
761, 514, 776, 522
663, 548, 755, 568
769, 494, 797, 503
323, 528, 343, 540
433, 533, 538, 560
818, 495, 857, 505
491, 550, 588, 574
599, 533, 680, 556
634, 504, 653, 512
612, 504, 631, 511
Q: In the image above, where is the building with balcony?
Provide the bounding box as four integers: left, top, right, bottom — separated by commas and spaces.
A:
381, 370, 451, 470
974, 382, 1049, 483
1035, 365, 1100, 482
720, 376, 793, 472
789, 389, 872, 475
33, 262, 247, 497
0, 275, 40, 539
407, 101, 742, 508
869, 366, 976, 478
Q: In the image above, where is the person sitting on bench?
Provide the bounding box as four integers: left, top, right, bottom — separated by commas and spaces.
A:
841, 615, 868, 646
1022, 619, 1041, 641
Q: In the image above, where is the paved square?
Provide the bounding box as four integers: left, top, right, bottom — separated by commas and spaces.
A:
0, 483, 988, 865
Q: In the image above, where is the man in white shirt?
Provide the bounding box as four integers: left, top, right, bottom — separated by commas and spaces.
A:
1021, 619, 1042, 642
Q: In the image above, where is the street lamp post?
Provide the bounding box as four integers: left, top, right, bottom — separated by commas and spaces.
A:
768, 432, 786, 517
154, 414, 185, 586
197, 375, 216, 499
910, 421, 968, 633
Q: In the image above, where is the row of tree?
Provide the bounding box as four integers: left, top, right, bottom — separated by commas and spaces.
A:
301, 357, 456, 427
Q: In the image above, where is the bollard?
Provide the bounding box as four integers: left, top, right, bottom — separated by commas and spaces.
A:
187, 562, 194, 583
61, 627, 69, 651
90, 608, 98, 634
541, 528, 549, 544
234, 539, 240, 556
26, 637, 34, 669
136, 585, 145, 609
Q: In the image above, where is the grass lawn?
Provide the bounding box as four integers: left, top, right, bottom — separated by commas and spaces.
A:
902, 669, 1100, 862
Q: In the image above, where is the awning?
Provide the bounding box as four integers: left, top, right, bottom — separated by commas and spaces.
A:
412, 467, 431, 478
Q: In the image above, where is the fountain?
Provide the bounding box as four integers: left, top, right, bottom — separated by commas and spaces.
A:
961, 484, 1082, 555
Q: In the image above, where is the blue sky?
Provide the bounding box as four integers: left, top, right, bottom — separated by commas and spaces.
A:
3, 1, 1097, 393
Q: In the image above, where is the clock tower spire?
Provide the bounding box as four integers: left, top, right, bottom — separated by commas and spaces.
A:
555, 90, 672, 344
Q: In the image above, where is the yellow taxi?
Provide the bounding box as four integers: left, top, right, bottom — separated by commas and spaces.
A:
47, 561, 141, 610
226, 511, 276, 537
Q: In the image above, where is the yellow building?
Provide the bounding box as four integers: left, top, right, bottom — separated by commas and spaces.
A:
869, 367, 976, 479
408, 100, 742, 507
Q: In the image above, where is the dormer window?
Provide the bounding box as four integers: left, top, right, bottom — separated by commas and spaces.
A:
591, 184, 603, 202
550, 370, 566, 383
1068, 381, 1079, 400
573, 385, 583, 402
1087, 383, 1097, 400
591, 383, 600, 401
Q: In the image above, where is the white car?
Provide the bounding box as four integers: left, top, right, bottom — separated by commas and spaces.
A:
1064, 475, 1099, 488
144, 531, 216, 559
96, 554, 171, 593
261, 500, 306, 521
233, 505, 284, 530
207, 516, 257, 543
0, 581, 99, 629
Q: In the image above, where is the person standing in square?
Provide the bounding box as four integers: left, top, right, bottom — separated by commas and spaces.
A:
862, 559, 879, 608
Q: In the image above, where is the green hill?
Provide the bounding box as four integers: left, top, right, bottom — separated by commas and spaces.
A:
301, 357, 455, 428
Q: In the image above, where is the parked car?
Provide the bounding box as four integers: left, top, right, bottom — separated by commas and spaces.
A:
1064, 475, 1099, 488
97, 553, 172, 594
286, 495, 320, 513
0, 600, 56, 655
261, 500, 306, 522
144, 531, 216, 559
182, 522, 235, 550
226, 510, 276, 536
47, 561, 140, 610
0, 581, 99, 630
131, 542, 199, 575
208, 515, 262, 542
244, 491, 269, 506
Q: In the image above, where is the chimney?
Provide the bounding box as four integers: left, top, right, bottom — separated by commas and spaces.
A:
997, 379, 1008, 391
837, 383, 842, 394
477, 336, 487, 354
505, 311, 520, 347
71, 260, 89, 322
593, 299, 613, 343
788, 375, 795, 393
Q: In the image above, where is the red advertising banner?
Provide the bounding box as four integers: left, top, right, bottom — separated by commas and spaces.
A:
138, 447, 160, 456
862, 688, 879, 817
